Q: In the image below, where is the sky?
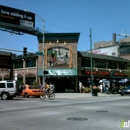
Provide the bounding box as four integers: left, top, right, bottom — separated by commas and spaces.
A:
0, 0, 130, 55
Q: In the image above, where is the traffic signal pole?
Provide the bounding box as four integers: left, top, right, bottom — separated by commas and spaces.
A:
90, 28, 94, 96
42, 19, 45, 87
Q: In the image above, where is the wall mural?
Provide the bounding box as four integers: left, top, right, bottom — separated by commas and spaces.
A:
47, 47, 70, 68
42, 46, 76, 76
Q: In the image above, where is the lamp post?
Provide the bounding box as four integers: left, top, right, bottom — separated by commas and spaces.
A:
90, 28, 94, 96
24, 9, 45, 86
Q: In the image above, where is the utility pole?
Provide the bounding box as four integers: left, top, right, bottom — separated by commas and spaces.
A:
24, 9, 45, 86
90, 28, 94, 96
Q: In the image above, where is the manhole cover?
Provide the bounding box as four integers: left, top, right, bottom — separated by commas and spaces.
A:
67, 117, 88, 121
96, 110, 108, 112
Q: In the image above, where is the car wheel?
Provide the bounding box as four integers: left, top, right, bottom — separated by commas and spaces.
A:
1, 93, 9, 100
24, 93, 29, 98
121, 93, 124, 96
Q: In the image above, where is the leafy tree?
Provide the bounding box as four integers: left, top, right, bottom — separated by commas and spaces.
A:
126, 63, 130, 79
33, 80, 39, 88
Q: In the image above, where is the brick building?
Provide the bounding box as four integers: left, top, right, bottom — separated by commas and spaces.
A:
0, 33, 130, 93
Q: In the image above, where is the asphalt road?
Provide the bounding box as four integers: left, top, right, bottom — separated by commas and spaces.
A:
0, 94, 130, 130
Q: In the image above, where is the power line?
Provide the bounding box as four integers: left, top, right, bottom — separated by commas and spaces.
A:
0, 48, 34, 53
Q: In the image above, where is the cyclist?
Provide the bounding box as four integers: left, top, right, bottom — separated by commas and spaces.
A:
45, 83, 50, 94
49, 82, 55, 93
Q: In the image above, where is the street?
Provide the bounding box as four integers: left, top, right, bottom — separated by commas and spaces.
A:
0, 93, 130, 130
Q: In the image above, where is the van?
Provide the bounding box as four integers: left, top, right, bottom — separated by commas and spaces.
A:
0, 80, 18, 100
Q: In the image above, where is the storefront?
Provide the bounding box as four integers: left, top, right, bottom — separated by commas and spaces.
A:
37, 33, 80, 92
78, 51, 129, 87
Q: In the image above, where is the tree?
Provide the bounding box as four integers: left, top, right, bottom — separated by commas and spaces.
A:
33, 80, 39, 88
126, 63, 130, 78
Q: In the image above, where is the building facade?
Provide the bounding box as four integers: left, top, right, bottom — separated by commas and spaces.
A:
0, 33, 130, 93
78, 52, 129, 86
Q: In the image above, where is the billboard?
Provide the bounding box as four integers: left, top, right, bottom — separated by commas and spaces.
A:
91, 46, 119, 57
0, 55, 11, 69
0, 5, 35, 28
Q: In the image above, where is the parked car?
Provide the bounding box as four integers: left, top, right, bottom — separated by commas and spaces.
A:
119, 85, 130, 96
118, 78, 130, 84
0, 80, 18, 100
21, 85, 44, 98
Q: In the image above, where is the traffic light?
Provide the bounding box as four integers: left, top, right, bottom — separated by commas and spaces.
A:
23, 47, 27, 56
43, 70, 49, 74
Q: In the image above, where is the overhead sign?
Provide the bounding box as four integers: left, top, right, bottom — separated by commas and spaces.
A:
0, 55, 11, 68
0, 5, 35, 28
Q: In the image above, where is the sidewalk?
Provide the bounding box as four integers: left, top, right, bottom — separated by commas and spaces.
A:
55, 92, 118, 99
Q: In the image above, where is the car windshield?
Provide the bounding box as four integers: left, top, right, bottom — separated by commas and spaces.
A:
29, 86, 39, 89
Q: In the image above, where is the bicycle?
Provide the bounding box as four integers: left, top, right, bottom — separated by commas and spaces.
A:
40, 89, 55, 100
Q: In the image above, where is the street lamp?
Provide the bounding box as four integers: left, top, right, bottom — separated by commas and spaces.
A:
24, 9, 45, 86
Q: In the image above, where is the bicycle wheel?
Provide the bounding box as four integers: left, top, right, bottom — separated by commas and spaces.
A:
40, 94, 46, 100
49, 93, 55, 100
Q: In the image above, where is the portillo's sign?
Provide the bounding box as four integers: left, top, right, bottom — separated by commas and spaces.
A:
114, 72, 127, 76
85, 70, 110, 76
84, 70, 127, 77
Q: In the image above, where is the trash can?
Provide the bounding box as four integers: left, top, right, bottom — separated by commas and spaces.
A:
93, 88, 98, 96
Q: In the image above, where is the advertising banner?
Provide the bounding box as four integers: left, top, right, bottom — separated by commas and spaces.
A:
0, 5, 35, 28
91, 46, 118, 57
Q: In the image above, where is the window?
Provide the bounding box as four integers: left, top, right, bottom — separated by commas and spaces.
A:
29, 87, 34, 89
0, 83, 5, 88
14, 61, 23, 68
26, 59, 36, 67
119, 62, 127, 70
108, 61, 117, 69
7, 83, 14, 88
95, 60, 106, 68
81, 58, 91, 67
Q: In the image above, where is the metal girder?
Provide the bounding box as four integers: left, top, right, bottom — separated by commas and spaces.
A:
0, 22, 42, 36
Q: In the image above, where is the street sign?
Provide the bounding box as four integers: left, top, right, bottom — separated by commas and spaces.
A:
36, 52, 44, 56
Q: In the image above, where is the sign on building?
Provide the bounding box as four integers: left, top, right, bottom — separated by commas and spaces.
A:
91, 46, 119, 57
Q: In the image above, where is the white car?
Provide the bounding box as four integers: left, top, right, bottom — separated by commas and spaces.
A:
0, 80, 18, 100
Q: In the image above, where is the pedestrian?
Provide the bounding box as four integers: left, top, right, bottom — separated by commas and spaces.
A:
40, 84, 44, 90
49, 82, 55, 93
79, 81, 82, 93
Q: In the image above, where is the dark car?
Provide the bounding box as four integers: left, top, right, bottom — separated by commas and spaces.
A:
119, 85, 130, 96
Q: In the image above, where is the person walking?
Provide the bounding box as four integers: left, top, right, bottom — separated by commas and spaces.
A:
79, 81, 82, 93
49, 82, 55, 93
39, 84, 43, 89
